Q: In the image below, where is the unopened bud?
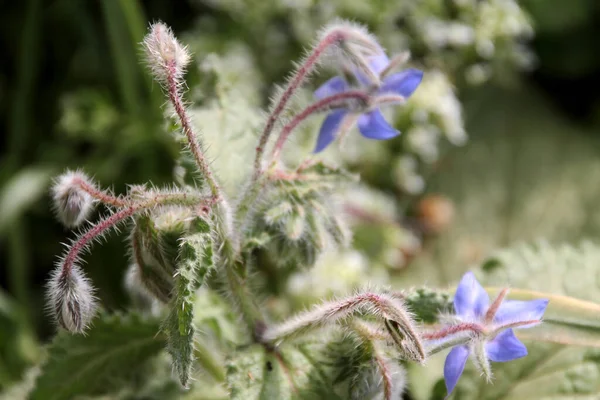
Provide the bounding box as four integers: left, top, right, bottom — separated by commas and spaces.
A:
124, 263, 162, 315
264, 201, 293, 226
131, 215, 175, 303
319, 20, 383, 59
46, 265, 97, 333
284, 206, 306, 241
142, 22, 191, 85
51, 171, 95, 228
319, 21, 384, 86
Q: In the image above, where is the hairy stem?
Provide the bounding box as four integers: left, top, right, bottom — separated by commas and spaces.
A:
270, 90, 369, 161
374, 348, 393, 400
422, 322, 484, 340
214, 210, 266, 336
262, 292, 419, 347
426, 335, 471, 356
166, 60, 221, 199
484, 288, 509, 324
253, 30, 344, 179
60, 192, 205, 280
72, 176, 128, 208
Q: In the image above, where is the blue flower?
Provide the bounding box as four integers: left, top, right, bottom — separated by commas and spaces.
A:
443, 272, 548, 396
312, 53, 423, 152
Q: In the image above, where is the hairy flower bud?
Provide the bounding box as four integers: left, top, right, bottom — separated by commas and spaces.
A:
319, 21, 384, 85
46, 265, 97, 333
142, 22, 191, 85
51, 170, 95, 228
124, 263, 162, 315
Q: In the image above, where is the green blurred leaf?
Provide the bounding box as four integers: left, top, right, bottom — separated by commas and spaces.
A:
30, 313, 163, 400
0, 167, 52, 235
479, 241, 600, 350
401, 86, 600, 287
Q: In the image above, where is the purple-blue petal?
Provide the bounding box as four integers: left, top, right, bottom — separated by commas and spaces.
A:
357, 109, 399, 140
379, 69, 424, 98
368, 53, 390, 75
494, 299, 549, 327
453, 272, 490, 319
313, 110, 348, 153
444, 345, 470, 396
485, 329, 528, 362
355, 53, 390, 85
314, 77, 349, 100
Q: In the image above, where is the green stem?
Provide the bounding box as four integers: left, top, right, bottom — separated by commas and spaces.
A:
7, 220, 31, 329
194, 339, 226, 383
100, 0, 141, 115
7, 0, 40, 171
224, 260, 265, 337
213, 206, 265, 338
426, 336, 470, 356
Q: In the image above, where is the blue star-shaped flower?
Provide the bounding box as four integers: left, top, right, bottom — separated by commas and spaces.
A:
313, 53, 423, 152
443, 272, 548, 396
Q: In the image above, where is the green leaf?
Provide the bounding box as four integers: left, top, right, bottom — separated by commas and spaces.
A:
30, 313, 164, 400
403, 288, 452, 324
478, 241, 600, 350
163, 231, 215, 388
0, 167, 52, 235
479, 241, 600, 303
226, 344, 334, 400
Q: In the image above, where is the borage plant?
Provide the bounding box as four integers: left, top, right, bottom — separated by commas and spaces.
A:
40, 21, 599, 400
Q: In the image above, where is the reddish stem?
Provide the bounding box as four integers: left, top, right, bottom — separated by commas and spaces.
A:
485, 288, 509, 324
253, 30, 345, 178
61, 204, 144, 279
494, 319, 541, 331
422, 323, 484, 340
73, 177, 128, 208
60, 193, 203, 280
270, 90, 369, 161
374, 351, 393, 400
166, 60, 221, 198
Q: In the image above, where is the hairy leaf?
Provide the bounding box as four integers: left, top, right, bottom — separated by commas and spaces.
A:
226, 344, 335, 400
163, 230, 215, 388
30, 313, 164, 400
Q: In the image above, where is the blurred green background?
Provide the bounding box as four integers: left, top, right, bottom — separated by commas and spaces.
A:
1, 0, 600, 393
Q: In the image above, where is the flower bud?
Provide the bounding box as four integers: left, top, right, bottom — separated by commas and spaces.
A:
46, 265, 97, 333
131, 214, 175, 303
142, 22, 191, 85
51, 170, 95, 228
283, 205, 306, 241
124, 263, 162, 315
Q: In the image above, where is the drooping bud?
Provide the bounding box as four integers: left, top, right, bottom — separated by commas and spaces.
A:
46, 265, 97, 333
318, 20, 384, 85
51, 170, 95, 228
130, 214, 175, 303
142, 22, 191, 85
124, 263, 162, 315
283, 205, 306, 241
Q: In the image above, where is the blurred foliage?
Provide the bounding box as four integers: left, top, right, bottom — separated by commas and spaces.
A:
1, 0, 600, 398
